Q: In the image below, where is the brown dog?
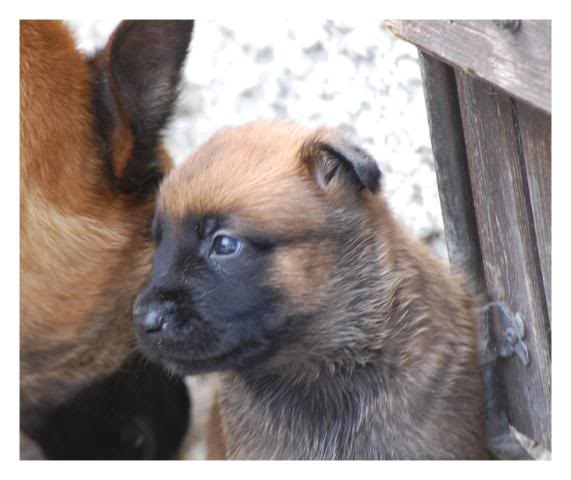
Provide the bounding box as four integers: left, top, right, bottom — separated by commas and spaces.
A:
20, 20, 193, 456
133, 119, 488, 459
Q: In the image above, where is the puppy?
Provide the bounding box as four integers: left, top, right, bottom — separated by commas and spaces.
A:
134, 120, 488, 459
31, 354, 190, 460
20, 20, 193, 458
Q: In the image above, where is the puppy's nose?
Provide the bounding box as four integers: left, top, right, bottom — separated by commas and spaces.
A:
133, 295, 167, 333
135, 308, 166, 333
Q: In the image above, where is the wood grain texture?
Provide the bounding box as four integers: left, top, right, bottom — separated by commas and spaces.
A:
385, 20, 551, 113
455, 72, 551, 449
417, 51, 485, 288
418, 54, 528, 458
515, 102, 552, 323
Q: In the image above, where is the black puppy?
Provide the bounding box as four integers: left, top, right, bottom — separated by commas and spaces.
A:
29, 355, 190, 460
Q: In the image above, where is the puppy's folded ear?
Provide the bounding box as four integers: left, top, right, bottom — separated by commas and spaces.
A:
300, 129, 382, 197
90, 20, 194, 195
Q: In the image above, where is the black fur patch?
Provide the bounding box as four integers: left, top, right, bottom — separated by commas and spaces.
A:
134, 213, 288, 375
28, 354, 190, 460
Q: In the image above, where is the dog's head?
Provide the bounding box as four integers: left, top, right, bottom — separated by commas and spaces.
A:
134, 120, 390, 378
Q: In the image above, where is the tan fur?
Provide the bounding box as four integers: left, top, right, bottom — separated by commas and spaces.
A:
161, 121, 326, 233
161, 119, 488, 459
20, 21, 171, 419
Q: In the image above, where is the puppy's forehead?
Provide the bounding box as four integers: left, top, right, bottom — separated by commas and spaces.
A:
159, 120, 325, 231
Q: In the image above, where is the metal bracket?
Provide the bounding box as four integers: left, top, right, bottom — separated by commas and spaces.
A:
481, 301, 530, 366
478, 300, 541, 460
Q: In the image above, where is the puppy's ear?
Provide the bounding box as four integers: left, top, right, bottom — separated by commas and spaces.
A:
300, 129, 382, 196
90, 20, 194, 195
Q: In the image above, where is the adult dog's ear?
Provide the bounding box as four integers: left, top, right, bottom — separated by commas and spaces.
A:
300, 129, 382, 198
90, 20, 194, 195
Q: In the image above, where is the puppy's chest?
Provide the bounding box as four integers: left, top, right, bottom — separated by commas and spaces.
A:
218, 377, 395, 460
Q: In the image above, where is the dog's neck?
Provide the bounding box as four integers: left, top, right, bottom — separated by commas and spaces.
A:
218, 358, 407, 459
216, 236, 435, 459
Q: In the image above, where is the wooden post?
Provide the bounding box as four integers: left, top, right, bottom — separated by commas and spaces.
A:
386, 20, 552, 454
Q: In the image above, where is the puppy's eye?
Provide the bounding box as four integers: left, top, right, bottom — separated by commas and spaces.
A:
211, 235, 242, 256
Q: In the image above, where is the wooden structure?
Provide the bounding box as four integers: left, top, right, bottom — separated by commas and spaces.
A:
385, 20, 551, 457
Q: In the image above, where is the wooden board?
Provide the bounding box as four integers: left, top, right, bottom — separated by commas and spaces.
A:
385, 20, 551, 113
419, 53, 521, 458
515, 103, 552, 322
455, 72, 551, 449
417, 51, 485, 287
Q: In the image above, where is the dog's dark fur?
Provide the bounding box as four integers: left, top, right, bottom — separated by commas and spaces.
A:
134, 120, 488, 459
20, 20, 193, 458
31, 354, 190, 460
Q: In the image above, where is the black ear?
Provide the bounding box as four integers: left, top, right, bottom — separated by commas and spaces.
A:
301, 130, 382, 195
90, 20, 194, 195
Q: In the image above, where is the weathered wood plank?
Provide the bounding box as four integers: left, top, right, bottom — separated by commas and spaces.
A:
455, 72, 551, 448
515, 102, 552, 323
418, 53, 527, 458
417, 51, 484, 287
385, 20, 551, 113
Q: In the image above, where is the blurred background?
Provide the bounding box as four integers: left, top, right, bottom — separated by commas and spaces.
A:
66, 19, 447, 458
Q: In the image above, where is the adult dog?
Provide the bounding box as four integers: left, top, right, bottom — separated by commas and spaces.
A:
21, 20, 193, 458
